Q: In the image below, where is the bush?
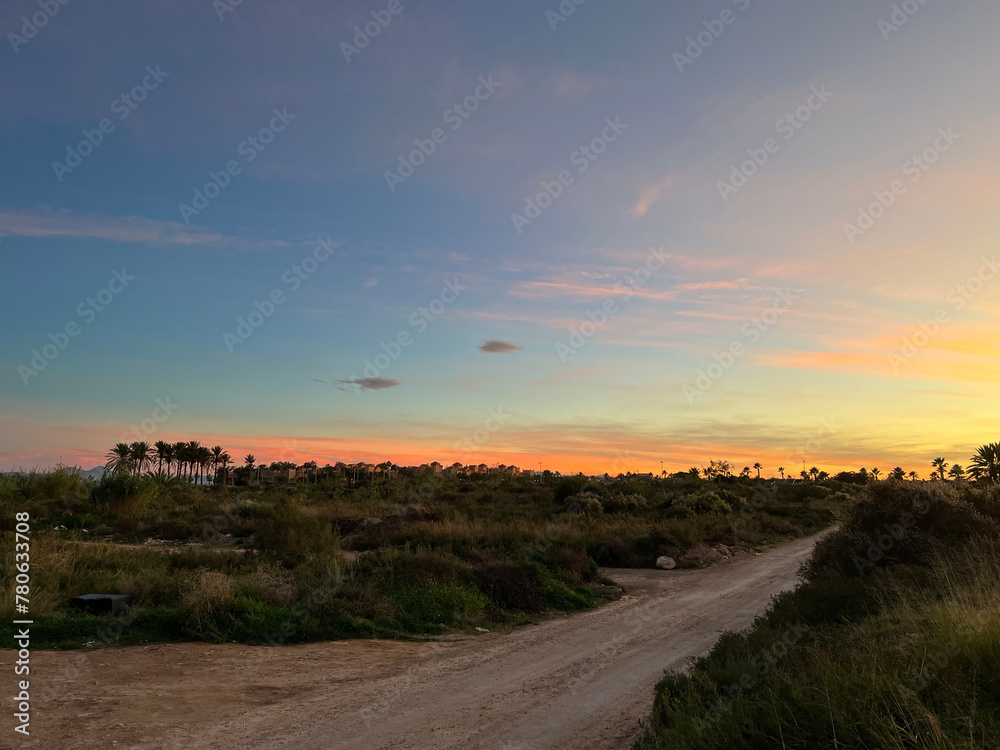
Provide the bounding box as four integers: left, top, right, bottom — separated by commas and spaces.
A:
91, 473, 162, 517
634, 481, 1000, 750
474, 561, 546, 612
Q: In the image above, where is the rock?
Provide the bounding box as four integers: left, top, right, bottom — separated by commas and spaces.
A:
474, 627, 490, 633
358, 517, 382, 529
656, 556, 677, 570
714, 544, 732, 557
594, 585, 624, 600
61, 510, 74, 517
91, 525, 114, 536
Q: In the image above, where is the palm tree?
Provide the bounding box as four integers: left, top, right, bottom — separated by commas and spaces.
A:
186, 441, 202, 483
890, 466, 906, 481
753, 462, 762, 479
130, 441, 152, 476
778, 466, 785, 480
949, 464, 966, 481
800, 470, 809, 480
211, 446, 224, 482
908, 471, 918, 481
932, 457, 948, 481
105, 443, 133, 475
809, 466, 819, 481
969, 443, 1000, 483
244, 454, 256, 483
198, 447, 212, 485
871, 468, 881, 481
173, 441, 188, 480
153, 441, 172, 475
219, 452, 232, 485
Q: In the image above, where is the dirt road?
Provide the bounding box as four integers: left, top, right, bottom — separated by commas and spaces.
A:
12, 532, 824, 750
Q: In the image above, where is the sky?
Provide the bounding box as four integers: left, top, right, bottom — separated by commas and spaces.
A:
1, 0, 998, 477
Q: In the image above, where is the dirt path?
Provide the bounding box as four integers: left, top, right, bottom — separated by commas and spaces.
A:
9, 532, 825, 750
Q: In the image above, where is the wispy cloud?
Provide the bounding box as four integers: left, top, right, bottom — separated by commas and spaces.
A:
0, 207, 289, 250
478, 339, 523, 354
322, 377, 402, 392
630, 177, 677, 218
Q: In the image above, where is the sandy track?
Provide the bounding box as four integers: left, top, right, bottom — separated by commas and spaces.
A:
10, 532, 824, 750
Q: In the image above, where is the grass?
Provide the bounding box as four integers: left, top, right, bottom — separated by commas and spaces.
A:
0, 467, 854, 649
633, 480, 1000, 750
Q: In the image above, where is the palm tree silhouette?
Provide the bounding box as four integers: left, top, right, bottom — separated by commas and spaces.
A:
948, 464, 966, 481
809, 466, 819, 481
187, 441, 203, 483
153, 441, 171, 475
106, 443, 133, 475
871, 468, 881, 481
130, 441, 152, 476
219, 452, 232, 485
931, 457, 948, 481
908, 471, 918, 481
211, 446, 224, 483
777, 466, 785, 480
969, 443, 1000, 483
753, 462, 762, 479
195, 447, 210, 485
173, 441, 188, 480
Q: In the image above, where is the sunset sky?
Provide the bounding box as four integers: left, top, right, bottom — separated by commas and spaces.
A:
1, 0, 998, 476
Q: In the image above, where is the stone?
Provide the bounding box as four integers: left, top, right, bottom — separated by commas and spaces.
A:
656, 556, 677, 570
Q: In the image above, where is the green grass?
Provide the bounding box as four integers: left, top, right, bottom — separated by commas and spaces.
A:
0, 468, 856, 649
634, 480, 1000, 750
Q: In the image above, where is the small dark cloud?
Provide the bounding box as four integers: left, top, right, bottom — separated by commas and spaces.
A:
478, 339, 523, 354
332, 377, 401, 392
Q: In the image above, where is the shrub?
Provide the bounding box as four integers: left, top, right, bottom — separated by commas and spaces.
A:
474, 561, 546, 612
604, 492, 648, 514
91, 473, 161, 517
180, 570, 234, 616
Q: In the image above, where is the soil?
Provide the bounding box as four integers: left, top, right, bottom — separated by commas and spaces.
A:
4, 532, 825, 750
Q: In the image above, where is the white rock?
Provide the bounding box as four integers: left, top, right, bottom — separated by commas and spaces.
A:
656, 556, 677, 570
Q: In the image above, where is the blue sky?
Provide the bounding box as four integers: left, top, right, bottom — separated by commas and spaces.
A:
2, 0, 999, 474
